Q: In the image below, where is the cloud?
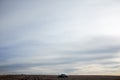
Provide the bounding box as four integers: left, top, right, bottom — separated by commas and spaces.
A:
0, 36, 120, 74
70, 63, 120, 75
0, 0, 120, 75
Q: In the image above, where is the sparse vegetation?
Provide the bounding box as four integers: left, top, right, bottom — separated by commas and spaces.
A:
0, 75, 120, 80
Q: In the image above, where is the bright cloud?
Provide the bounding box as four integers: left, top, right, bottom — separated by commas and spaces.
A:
0, 0, 120, 75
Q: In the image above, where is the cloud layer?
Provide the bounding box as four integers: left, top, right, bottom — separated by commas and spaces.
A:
0, 0, 120, 75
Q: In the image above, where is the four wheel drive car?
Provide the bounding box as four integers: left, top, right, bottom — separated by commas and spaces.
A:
58, 74, 68, 78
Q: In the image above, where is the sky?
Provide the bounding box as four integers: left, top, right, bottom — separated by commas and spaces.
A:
0, 0, 120, 75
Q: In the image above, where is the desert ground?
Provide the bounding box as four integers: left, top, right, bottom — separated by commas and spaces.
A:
0, 75, 120, 80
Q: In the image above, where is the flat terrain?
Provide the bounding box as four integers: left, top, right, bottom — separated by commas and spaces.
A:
0, 75, 120, 80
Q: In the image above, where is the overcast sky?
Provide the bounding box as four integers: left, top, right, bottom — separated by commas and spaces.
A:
0, 0, 120, 75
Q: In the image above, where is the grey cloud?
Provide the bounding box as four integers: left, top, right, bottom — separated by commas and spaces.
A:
0, 0, 120, 75
1, 36, 120, 74
72, 45, 120, 54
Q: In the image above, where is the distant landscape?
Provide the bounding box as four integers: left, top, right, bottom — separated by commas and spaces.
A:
1, 0, 120, 79
0, 75, 120, 80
